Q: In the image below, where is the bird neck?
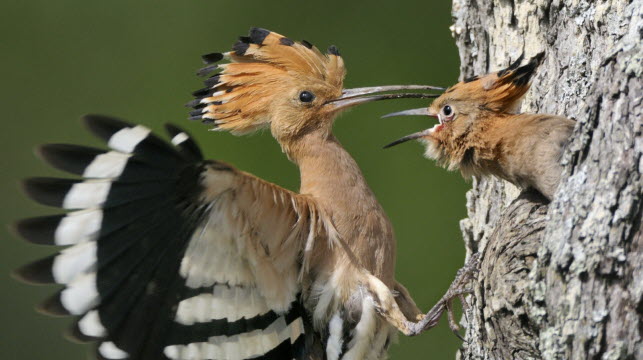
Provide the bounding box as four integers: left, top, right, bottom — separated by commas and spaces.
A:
459, 113, 518, 177
286, 130, 369, 198
283, 130, 396, 283
472, 113, 516, 154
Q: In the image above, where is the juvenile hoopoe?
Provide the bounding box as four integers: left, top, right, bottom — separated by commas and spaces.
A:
384, 52, 575, 201
13, 28, 443, 360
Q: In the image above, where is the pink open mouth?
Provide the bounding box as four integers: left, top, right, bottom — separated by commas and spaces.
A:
381, 107, 445, 149
429, 122, 444, 133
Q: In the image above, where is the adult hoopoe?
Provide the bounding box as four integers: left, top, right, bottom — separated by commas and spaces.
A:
383, 52, 575, 201
13, 28, 443, 360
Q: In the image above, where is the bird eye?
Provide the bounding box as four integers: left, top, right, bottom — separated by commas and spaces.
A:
441, 105, 455, 122
299, 91, 315, 103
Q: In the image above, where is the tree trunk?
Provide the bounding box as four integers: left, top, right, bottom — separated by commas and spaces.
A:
450, 0, 642, 359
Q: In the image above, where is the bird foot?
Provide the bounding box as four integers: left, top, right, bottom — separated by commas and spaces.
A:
407, 253, 481, 338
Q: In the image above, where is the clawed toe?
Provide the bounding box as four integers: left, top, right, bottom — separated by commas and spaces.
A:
412, 253, 481, 338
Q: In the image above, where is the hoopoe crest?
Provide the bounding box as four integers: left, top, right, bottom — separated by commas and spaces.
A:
190, 28, 346, 139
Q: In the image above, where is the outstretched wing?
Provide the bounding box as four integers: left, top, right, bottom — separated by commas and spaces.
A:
14, 115, 334, 360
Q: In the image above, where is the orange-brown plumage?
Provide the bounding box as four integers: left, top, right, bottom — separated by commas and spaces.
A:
190, 28, 346, 138
385, 53, 576, 200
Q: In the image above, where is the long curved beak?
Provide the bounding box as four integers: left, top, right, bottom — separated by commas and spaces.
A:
381, 107, 432, 118
382, 106, 440, 149
326, 85, 443, 110
383, 129, 431, 149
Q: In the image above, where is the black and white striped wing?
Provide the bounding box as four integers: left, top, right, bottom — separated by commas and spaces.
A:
14, 115, 321, 360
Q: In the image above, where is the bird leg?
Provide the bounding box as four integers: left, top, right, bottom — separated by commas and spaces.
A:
364, 254, 480, 338
393, 281, 426, 322
408, 253, 481, 337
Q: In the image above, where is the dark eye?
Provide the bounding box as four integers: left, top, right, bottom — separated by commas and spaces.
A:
299, 91, 315, 103
442, 105, 453, 116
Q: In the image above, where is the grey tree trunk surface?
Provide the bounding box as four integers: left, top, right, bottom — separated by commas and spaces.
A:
449, 0, 642, 359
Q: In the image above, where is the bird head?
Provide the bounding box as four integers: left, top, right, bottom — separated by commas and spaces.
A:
188, 28, 442, 143
382, 52, 545, 168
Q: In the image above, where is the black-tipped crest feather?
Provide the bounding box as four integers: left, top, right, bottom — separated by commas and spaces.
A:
201, 52, 223, 64
498, 53, 525, 77
196, 64, 219, 77
233, 38, 250, 55
191, 87, 212, 97
249, 27, 271, 44
280, 37, 295, 46
301, 40, 314, 49
204, 74, 220, 87
510, 52, 545, 86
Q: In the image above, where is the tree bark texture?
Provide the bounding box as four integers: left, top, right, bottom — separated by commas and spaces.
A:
450, 0, 642, 359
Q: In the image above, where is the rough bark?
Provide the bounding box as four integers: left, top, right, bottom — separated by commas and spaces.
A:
450, 0, 642, 359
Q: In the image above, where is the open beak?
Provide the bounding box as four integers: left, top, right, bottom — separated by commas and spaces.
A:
381, 107, 431, 118
382, 107, 440, 149
383, 129, 432, 149
326, 85, 444, 110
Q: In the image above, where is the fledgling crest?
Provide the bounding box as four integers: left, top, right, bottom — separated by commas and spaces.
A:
188, 28, 346, 138
434, 52, 546, 116
424, 52, 546, 170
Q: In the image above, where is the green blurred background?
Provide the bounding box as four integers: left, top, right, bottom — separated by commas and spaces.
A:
1, 1, 469, 359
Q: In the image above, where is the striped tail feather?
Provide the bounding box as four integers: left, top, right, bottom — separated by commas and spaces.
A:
14, 114, 306, 360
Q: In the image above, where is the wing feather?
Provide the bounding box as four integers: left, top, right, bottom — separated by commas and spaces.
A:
14, 115, 335, 359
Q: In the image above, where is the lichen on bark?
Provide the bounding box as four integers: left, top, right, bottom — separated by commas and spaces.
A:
450, 0, 642, 359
